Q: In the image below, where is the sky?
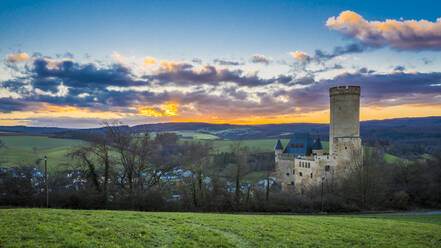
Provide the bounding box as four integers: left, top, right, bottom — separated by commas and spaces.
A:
0, 0, 441, 128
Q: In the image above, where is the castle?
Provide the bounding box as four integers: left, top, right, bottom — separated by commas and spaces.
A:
274, 86, 362, 193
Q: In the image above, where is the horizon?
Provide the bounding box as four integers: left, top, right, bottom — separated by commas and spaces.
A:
1, 0, 441, 128
1, 115, 441, 129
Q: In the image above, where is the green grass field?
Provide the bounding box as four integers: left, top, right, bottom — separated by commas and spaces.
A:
0, 209, 439, 247
0, 136, 83, 171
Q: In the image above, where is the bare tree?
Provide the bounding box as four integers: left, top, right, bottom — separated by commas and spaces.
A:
69, 146, 101, 193
182, 141, 212, 208
340, 147, 389, 209
226, 141, 250, 207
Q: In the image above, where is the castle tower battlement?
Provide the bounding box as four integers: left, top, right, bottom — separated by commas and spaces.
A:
329, 85, 360, 155
329, 85, 361, 97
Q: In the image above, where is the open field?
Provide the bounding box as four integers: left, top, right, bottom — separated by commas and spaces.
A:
0, 209, 440, 247
0, 136, 83, 171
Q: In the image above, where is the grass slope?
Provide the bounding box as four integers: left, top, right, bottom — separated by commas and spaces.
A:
0, 136, 83, 171
0, 209, 440, 248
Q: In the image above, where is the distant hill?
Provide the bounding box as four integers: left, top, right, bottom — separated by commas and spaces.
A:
1, 116, 440, 161
1, 116, 441, 141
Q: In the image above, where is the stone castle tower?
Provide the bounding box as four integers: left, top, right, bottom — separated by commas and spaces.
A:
329, 86, 361, 155
329, 86, 362, 175
274, 85, 363, 193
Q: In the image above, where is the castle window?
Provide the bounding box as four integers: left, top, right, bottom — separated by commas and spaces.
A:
325, 165, 330, 172
293, 169, 295, 174
286, 173, 290, 176
345, 146, 347, 150
299, 172, 303, 177
310, 173, 313, 178
291, 181, 294, 185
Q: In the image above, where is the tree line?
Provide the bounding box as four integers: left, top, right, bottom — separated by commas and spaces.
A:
0, 123, 440, 212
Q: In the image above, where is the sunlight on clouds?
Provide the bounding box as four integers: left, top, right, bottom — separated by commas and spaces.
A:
157, 60, 184, 72
6, 53, 31, 63
0, 105, 127, 125
143, 56, 157, 65
326, 10, 441, 50
137, 107, 163, 117
38, 105, 125, 119
137, 103, 179, 117
113, 52, 126, 62
290, 51, 310, 61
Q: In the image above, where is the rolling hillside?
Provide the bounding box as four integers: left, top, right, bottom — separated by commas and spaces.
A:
0, 136, 83, 171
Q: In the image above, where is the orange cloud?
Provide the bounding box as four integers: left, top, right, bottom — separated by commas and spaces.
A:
137, 102, 179, 117
6, 53, 31, 63
143, 56, 157, 65
137, 107, 163, 117
289, 51, 310, 61
326, 11, 441, 50
113, 52, 126, 62
157, 60, 184, 71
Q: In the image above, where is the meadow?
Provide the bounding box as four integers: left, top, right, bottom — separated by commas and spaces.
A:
0, 135, 83, 171
0, 208, 440, 247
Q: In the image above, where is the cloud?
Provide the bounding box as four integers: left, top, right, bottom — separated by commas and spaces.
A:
113, 52, 126, 62
251, 54, 272, 65
30, 58, 142, 92
148, 62, 292, 87
290, 43, 367, 74
326, 10, 441, 51
313, 43, 366, 63
56, 52, 74, 59
6, 53, 31, 63
143, 56, 157, 65
2, 53, 441, 126
137, 103, 178, 117
289, 51, 311, 63
293, 71, 441, 109
213, 59, 242, 66
0, 98, 30, 112
393, 65, 406, 71
192, 58, 202, 64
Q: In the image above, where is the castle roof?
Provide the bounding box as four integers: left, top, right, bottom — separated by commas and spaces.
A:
275, 139, 283, 150
283, 133, 313, 155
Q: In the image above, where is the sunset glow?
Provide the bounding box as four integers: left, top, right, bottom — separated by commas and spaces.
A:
0, 1, 440, 127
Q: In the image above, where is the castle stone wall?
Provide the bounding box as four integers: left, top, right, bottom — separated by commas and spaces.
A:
329, 86, 360, 155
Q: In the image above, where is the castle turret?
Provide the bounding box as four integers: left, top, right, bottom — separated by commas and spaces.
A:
275, 139, 283, 155
329, 86, 361, 155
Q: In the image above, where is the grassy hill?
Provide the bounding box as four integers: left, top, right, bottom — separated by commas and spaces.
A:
0, 209, 440, 247
0, 136, 83, 171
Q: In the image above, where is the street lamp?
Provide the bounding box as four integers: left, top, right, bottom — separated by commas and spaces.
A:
321, 176, 325, 212
44, 155, 48, 208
